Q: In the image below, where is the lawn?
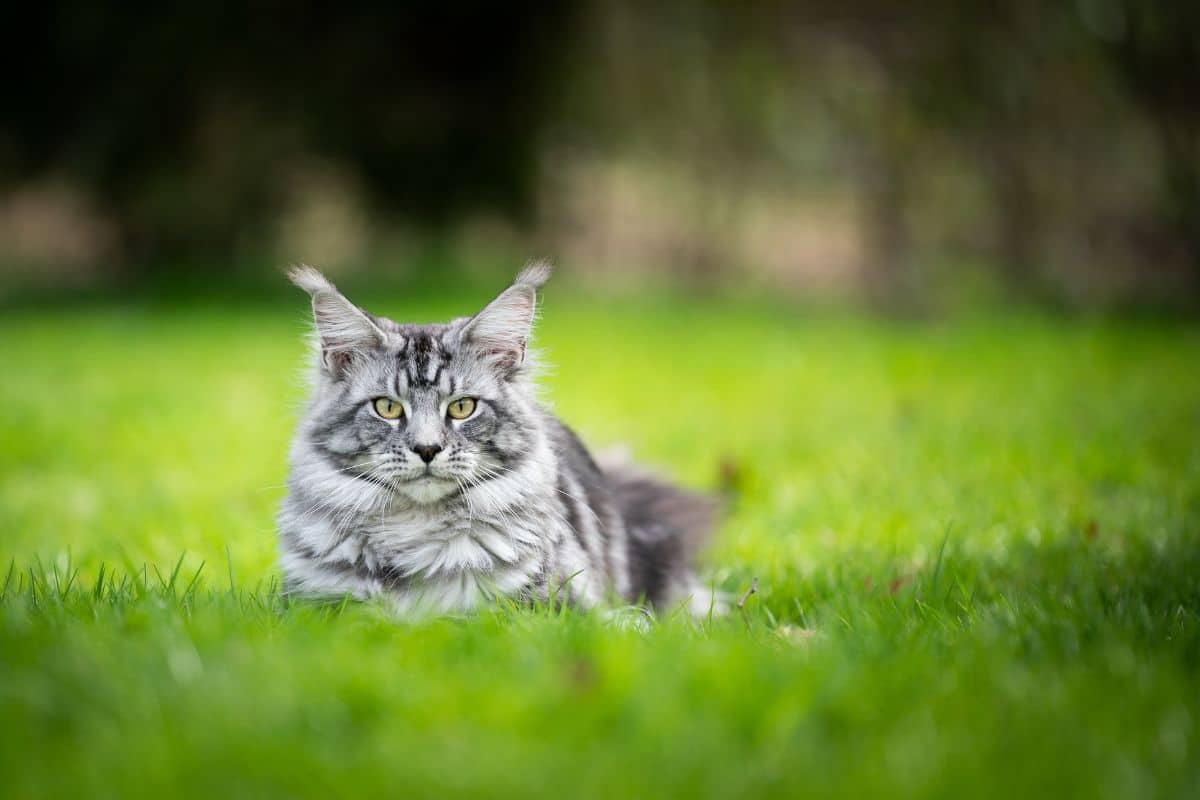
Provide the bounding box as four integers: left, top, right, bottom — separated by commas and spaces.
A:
1, 287, 1198, 799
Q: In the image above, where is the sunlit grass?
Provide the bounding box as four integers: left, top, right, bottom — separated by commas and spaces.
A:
1, 293, 1198, 798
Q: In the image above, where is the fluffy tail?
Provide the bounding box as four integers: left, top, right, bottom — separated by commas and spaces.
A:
600, 453, 718, 609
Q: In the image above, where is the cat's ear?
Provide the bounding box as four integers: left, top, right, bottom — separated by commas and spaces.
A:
287, 265, 385, 376
461, 261, 551, 373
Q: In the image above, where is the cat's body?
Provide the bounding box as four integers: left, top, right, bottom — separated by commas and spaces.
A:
278, 263, 716, 617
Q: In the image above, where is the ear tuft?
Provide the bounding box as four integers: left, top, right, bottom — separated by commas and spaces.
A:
288, 264, 343, 297
514, 260, 552, 291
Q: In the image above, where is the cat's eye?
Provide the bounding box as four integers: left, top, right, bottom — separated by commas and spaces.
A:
447, 397, 477, 420
372, 397, 404, 420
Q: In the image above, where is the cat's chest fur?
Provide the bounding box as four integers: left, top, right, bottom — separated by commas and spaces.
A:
362, 505, 545, 584
289, 502, 551, 615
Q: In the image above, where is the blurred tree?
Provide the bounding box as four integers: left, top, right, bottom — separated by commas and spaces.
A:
548, 0, 1200, 308
1, 0, 1197, 307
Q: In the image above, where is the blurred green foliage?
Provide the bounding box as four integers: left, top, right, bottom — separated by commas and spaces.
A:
1, 288, 1197, 797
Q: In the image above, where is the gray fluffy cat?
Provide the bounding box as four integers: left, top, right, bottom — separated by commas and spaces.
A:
278, 263, 717, 617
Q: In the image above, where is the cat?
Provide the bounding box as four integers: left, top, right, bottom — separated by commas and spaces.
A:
277, 262, 718, 617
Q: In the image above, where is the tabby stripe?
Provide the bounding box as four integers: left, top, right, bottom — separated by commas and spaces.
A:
558, 469, 605, 581
578, 475, 615, 584
556, 470, 587, 558
308, 394, 361, 448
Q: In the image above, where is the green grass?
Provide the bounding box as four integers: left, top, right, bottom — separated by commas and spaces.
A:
2, 290, 1198, 799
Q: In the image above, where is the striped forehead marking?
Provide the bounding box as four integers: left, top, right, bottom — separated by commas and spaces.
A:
398, 332, 450, 390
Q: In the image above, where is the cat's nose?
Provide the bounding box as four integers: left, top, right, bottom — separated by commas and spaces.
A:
412, 444, 443, 464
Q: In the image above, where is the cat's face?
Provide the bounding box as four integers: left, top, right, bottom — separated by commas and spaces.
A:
291, 264, 549, 506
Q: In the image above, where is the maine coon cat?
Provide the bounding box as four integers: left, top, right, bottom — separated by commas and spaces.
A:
278, 263, 717, 617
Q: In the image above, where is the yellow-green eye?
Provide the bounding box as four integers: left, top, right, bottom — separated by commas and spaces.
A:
372, 397, 404, 420
447, 397, 477, 420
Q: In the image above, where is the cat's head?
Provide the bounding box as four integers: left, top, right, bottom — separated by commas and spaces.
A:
289, 263, 550, 505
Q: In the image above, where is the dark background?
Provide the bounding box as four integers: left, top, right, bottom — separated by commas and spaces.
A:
3, 1, 1198, 310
